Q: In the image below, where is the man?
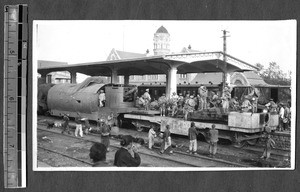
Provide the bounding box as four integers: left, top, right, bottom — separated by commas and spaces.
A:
265, 98, 277, 113
241, 96, 252, 112
278, 103, 285, 131
209, 124, 219, 157
198, 85, 208, 111
158, 93, 167, 116
89, 143, 111, 167
99, 90, 106, 107
170, 92, 179, 116
229, 97, 239, 111
61, 114, 71, 134
114, 135, 141, 167
74, 117, 83, 137
160, 125, 173, 154
99, 119, 111, 152
142, 89, 151, 110
283, 103, 290, 131
148, 125, 157, 150
177, 93, 184, 110
221, 87, 231, 113
210, 91, 219, 108
187, 122, 199, 155
183, 95, 196, 121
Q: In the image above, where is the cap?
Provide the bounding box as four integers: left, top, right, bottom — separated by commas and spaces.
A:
146, 89, 149, 92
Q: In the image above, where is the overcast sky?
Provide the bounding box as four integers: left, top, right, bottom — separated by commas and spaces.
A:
35, 20, 296, 73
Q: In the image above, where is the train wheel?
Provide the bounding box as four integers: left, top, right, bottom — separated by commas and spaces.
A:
233, 141, 247, 148
246, 138, 259, 146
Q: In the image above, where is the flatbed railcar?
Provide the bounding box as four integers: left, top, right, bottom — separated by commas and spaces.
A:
38, 77, 282, 146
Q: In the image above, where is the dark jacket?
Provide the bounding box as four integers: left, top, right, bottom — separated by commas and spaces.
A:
114, 148, 141, 167
162, 129, 171, 142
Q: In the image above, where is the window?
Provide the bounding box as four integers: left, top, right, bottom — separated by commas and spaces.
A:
179, 74, 187, 79
148, 75, 158, 80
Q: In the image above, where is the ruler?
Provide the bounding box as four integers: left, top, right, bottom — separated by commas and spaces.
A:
3, 4, 28, 188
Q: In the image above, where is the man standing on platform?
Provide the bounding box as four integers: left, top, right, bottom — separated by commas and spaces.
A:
142, 89, 151, 110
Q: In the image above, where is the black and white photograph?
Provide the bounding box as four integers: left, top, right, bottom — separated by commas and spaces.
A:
33, 20, 296, 170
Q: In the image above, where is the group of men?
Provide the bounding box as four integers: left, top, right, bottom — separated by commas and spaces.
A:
147, 122, 219, 157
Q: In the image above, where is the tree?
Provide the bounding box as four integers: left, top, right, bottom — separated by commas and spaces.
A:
255, 62, 291, 85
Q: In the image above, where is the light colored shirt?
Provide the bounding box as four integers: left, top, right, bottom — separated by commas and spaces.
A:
279, 107, 285, 118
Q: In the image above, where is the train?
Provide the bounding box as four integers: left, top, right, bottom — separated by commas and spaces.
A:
38, 77, 289, 147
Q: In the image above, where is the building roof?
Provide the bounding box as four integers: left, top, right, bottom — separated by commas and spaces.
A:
156, 26, 169, 34
106, 48, 146, 61
190, 73, 223, 84
243, 71, 269, 85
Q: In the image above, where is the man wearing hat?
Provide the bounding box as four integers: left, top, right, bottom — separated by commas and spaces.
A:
198, 85, 208, 111
183, 95, 196, 120
142, 89, 151, 110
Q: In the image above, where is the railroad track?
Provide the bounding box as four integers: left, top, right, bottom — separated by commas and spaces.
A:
37, 125, 246, 167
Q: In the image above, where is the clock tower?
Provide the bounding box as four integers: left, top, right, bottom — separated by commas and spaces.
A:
153, 26, 170, 55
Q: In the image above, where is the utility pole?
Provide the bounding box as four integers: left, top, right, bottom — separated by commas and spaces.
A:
222, 30, 230, 91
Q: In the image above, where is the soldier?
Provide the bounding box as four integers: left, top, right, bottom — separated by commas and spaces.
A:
198, 85, 208, 111
221, 87, 231, 113
229, 97, 239, 111
107, 112, 116, 129
183, 95, 196, 121
177, 93, 184, 110
99, 90, 106, 107
170, 92, 179, 116
158, 93, 167, 116
241, 95, 252, 112
61, 114, 71, 135
142, 89, 151, 110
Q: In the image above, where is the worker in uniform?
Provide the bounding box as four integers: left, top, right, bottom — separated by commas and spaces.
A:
170, 92, 179, 116
114, 135, 141, 167
148, 125, 157, 150
265, 98, 277, 113
99, 119, 111, 152
142, 89, 151, 110
98, 90, 106, 107
89, 143, 110, 167
241, 95, 252, 112
158, 93, 167, 116
61, 114, 71, 135
183, 95, 196, 121
209, 124, 219, 157
198, 85, 208, 111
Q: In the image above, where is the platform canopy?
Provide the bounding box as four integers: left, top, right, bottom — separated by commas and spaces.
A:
38, 52, 258, 76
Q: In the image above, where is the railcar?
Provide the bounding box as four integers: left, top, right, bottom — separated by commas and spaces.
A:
38, 77, 287, 146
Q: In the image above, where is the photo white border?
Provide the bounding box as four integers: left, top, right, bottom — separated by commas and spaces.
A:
32, 20, 296, 171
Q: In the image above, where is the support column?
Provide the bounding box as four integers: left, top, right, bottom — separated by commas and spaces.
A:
124, 75, 130, 85
39, 72, 47, 84
70, 71, 77, 84
166, 67, 177, 98
111, 69, 119, 84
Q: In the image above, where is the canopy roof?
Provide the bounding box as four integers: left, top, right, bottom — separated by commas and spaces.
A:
38, 52, 258, 76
